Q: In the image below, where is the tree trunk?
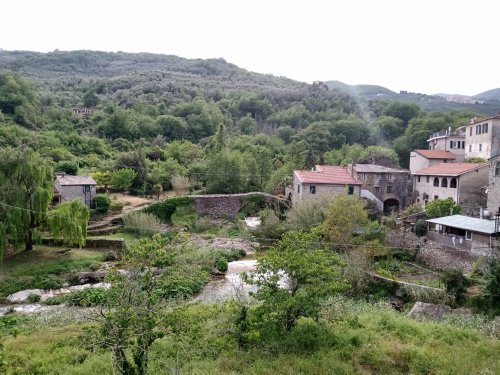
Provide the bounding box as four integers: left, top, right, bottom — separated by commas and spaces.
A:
25, 211, 35, 251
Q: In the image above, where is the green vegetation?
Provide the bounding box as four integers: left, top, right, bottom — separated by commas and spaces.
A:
425, 198, 462, 218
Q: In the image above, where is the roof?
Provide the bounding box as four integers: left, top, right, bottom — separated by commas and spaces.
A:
294, 165, 361, 185
414, 163, 488, 176
55, 175, 96, 186
426, 215, 497, 235
414, 150, 456, 160
468, 115, 500, 125
352, 164, 408, 174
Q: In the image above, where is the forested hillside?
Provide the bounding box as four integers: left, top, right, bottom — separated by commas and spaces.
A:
0, 50, 492, 199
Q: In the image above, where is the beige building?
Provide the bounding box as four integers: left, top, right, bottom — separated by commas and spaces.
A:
427, 128, 465, 160
413, 163, 488, 215
291, 165, 361, 201
409, 149, 456, 174
54, 174, 97, 207
464, 115, 500, 160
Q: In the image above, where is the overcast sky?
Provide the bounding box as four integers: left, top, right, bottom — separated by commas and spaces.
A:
2, 0, 498, 96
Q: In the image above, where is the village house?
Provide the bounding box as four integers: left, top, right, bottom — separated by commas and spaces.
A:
409, 149, 457, 175
412, 163, 489, 216
487, 154, 500, 215
348, 164, 409, 213
426, 214, 498, 256
53, 173, 97, 208
427, 127, 465, 161
464, 114, 500, 159
291, 165, 361, 201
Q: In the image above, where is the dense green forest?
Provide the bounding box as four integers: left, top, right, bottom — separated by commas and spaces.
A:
0, 50, 491, 198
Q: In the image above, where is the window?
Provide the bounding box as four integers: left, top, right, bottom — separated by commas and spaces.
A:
417, 176, 421, 182
479, 144, 482, 152
461, 141, 465, 149
433, 177, 439, 187
483, 123, 488, 133
450, 178, 457, 188
83, 185, 91, 193
297, 185, 300, 193
386, 186, 392, 194
496, 163, 500, 176
348, 186, 354, 195
450, 141, 454, 149
469, 145, 472, 152
466, 231, 472, 240
375, 186, 380, 194
476, 125, 482, 135
359, 173, 366, 181
470, 126, 472, 136
441, 178, 448, 188
309, 185, 316, 194
386, 174, 392, 181
426, 176, 430, 183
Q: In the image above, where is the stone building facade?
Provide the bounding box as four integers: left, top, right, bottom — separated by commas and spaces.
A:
54, 174, 97, 207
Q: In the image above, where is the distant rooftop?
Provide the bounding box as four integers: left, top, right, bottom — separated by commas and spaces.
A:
427, 129, 465, 141
414, 163, 488, 176
295, 165, 361, 185
414, 150, 456, 160
426, 215, 496, 235
468, 114, 500, 125
55, 174, 96, 186
352, 164, 408, 174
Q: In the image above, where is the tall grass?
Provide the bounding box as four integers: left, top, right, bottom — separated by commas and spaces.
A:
122, 211, 162, 236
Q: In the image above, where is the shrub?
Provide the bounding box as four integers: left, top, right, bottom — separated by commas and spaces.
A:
415, 219, 428, 237
442, 269, 467, 304
484, 259, 500, 308
110, 168, 137, 191
285, 194, 333, 231
27, 293, 41, 303
171, 205, 198, 228
143, 196, 195, 223
122, 211, 162, 236
94, 194, 111, 214
55, 160, 78, 175
65, 288, 109, 307
109, 200, 124, 212
215, 256, 228, 272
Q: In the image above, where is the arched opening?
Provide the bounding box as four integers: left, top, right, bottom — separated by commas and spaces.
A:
433, 177, 439, 187
383, 198, 399, 214
450, 178, 457, 188
441, 178, 448, 188
496, 163, 500, 176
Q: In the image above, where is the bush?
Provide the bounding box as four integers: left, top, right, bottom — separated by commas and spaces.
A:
94, 194, 111, 214
122, 211, 162, 236
285, 194, 333, 231
109, 200, 124, 212
442, 269, 467, 304
55, 160, 78, 175
484, 259, 500, 308
64, 288, 109, 307
27, 293, 41, 303
215, 256, 228, 272
414, 219, 427, 237
143, 196, 195, 223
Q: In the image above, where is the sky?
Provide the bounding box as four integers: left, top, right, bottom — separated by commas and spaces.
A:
1, 0, 499, 96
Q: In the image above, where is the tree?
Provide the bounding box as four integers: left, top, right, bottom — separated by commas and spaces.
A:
205, 150, 244, 193
381, 101, 420, 127
247, 231, 348, 333
91, 171, 112, 192
111, 168, 137, 191
0, 147, 53, 255
321, 195, 369, 250
92, 234, 173, 375
425, 198, 461, 218
0, 72, 40, 128
47, 199, 89, 247
83, 89, 99, 107
484, 259, 500, 308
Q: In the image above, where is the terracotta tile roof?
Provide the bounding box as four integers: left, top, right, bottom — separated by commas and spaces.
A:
55, 175, 97, 186
414, 150, 456, 160
295, 165, 361, 185
352, 164, 408, 174
414, 163, 488, 176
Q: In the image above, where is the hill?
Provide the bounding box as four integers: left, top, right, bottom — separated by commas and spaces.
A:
475, 87, 500, 101
326, 80, 500, 114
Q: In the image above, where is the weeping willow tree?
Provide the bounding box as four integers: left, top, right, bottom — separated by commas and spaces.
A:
47, 199, 89, 247
0, 147, 53, 258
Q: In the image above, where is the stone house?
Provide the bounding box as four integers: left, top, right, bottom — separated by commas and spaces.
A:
426, 215, 498, 256
412, 163, 489, 215
291, 165, 361, 201
409, 149, 456, 175
487, 154, 500, 216
54, 173, 97, 207
348, 164, 409, 213
427, 128, 465, 161
464, 114, 500, 159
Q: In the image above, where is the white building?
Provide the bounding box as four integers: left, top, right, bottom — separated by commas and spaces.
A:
464, 115, 500, 160
427, 127, 465, 161
409, 149, 456, 175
